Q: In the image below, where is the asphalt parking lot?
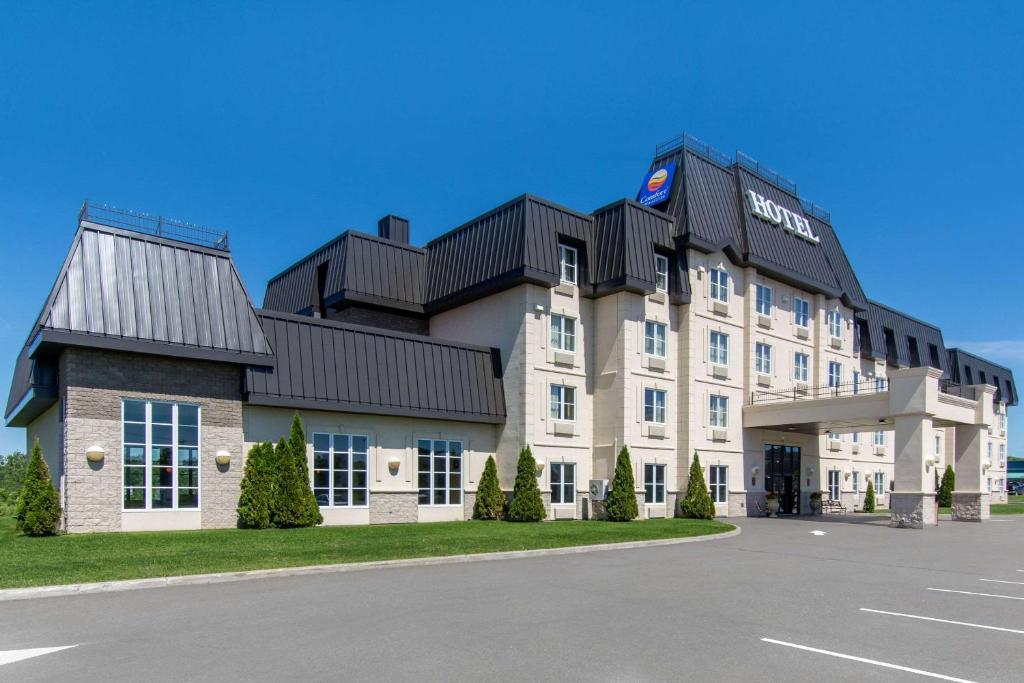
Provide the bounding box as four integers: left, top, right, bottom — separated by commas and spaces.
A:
1, 514, 1022, 682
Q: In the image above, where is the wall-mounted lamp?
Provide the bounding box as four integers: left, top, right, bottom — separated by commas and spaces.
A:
534, 304, 545, 314
387, 455, 402, 474
844, 470, 851, 481
806, 466, 815, 477
751, 466, 760, 475
86, 445, 105, 463
535, 459, 545, 476
924, 457, 937, 469
215, 450, 231, 466
983, 460, 992, 472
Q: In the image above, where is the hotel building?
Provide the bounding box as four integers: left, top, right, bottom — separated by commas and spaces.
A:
5, 133, 1015, 532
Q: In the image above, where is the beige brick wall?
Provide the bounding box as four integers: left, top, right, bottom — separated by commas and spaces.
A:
59, 348, 245, 532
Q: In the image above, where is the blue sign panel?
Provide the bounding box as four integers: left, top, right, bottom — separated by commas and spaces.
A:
637, 162, 675, 207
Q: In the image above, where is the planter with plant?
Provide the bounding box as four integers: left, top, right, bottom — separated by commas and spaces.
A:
809, 491, 823, 515
765, 490, 779, 516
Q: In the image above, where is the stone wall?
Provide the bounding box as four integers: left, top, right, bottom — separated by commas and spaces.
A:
60, 348, 244, 533
951, 492, 990, 522
369, 491, 418, 524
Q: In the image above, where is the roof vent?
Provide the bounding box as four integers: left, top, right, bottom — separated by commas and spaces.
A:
378, 215, 410, 244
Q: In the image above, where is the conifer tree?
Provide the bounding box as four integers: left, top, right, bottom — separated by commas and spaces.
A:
606, 446, 639, 521
15, 439, 62, 536
473, 455, 506, 520
863, 479, 876, 512
271, 424, 322, 529
680, 453, 715, 520
938, 464, 955, 508
237, 442, 275, 528
507, 446, 545, 522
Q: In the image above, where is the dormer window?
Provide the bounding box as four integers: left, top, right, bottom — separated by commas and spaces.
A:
654, 254, 669, 293
828, 308, 843, 339
559, 244, 578, 285
710, 268, 729, 303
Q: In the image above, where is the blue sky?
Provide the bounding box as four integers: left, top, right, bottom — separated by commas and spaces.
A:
2, 1, 1022, 455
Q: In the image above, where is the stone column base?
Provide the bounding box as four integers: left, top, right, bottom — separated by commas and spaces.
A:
951, 492, 990, 522
889, 492, 938, 529
369, 491, 418, 524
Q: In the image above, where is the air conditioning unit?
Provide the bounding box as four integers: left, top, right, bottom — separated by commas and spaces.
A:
589, 479, 609, 501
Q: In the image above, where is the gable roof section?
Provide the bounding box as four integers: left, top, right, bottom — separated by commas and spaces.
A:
857, 301, 948, 374
6, 221, 272, 426
246, 311, 506, 423
946, 348, 1017, 406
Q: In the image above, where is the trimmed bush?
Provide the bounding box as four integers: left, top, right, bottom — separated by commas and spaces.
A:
271, 415, 322, 528
473, 455, 505, 520
863, 480, 876, 512
680, 453, 715, 520
507, 446, 545, 522
606, 446, 638, 522
237, 442, 276, 529
938, 464, 955, 508
15, 440, 62, 536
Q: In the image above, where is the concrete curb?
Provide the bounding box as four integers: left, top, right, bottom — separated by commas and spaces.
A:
0, 525, 740, 602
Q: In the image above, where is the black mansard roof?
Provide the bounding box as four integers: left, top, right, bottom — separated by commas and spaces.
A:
947, 348, 1018, 406
857, 301, 949, 374
246, 311, 506, 423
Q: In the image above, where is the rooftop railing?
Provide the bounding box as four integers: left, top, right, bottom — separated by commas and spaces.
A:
79, 200, 230, 251
749, 378, 888, 406
653, 131, 832, 223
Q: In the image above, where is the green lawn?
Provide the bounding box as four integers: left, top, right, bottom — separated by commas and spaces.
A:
0, 514, 732, 590
938, 500, 1024, 516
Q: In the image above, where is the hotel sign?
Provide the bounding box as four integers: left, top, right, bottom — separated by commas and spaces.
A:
638, 162, 675, 207
746, 190, 820, 243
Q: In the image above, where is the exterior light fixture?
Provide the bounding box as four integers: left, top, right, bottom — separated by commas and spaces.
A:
535, 459, 545, 475
387, 455, 402, 473
983, 460, 992, 472
86, 445, 105, 463
751, 466, 760, 475
925, 457, 937, 468
806, 466, 814, 476
215, 450, 231, 466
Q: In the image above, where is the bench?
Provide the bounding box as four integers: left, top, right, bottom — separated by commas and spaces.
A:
822, 499, 847, 515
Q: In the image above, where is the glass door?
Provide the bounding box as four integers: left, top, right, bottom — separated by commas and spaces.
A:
764, 445, 802, 514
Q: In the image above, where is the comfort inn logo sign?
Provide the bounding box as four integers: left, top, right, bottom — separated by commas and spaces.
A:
746, 190, 820, 243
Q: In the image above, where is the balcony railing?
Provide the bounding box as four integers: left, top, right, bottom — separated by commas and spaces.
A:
939, 380, 977, 401
749, 378, 889, 406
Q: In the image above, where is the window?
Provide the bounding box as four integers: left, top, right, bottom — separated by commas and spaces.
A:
312, 433, 368, 507
794, 352, 809, 382
550, 462, 576, 505
417, 439, 462, 505
550, 384, 576, 421
755, 284, 772, 316
710, 268, 729, 303
875, 376, 886, 393
828, 309, 843, 338
755, 342, 772, 375
644, 463, 666, 504
828, 361, 842, 388
709, 331, 729, 366
852, 431, 860, 444
709, 465, 727, 504
874, 431, 886, 447
122, 400, 199, 510
709, 394, 729, 428
934, 434, 942, 457
853, 370, 860, 394
794, 297, 810, 328
852, 471, 860, 496
644, 388, 667, 424
655, 254, 669, 292
1000, 444, 1007, 467
874, 472, 885, 496
550, 314, 576, 352
644, 321, 667, 358
987, 442, 993, 463
559, 244, 578, 284
827, 470, 841, 501
987, 477, 993, 493
827, 431, 840, 443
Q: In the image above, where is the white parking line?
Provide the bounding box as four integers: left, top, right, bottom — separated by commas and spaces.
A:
860, 608, 1024, 635
979, 579, 1024, 586
928, 588, 1024, 600
760, 638, 977, 682
0, 646, 77, 667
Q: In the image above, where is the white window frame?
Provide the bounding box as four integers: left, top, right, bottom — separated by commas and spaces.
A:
311, 433, 369, 508
852, 431, 860, 444
874, 472, 885, 496
550, 384, 576, 422
852, 471, 860, 496
710, 268, 729, 303
755, 284, 772, 316
709, 465, 727, 504
644, 388, 667, 425
644, 320, 667, 358
828, 308, 843, 339
827, 469, 841, 501
550, 462, 576, 506
755, 342, 772, 376
794, 297, 810, 328
644, 463, 666, 504
709, 331, 729, 366
875, 376, 886, 393
934, 434, 942, 457
550, 313, 576, 353
417, 438, 463, 507
999, 444, 1006, 468
874, 430, 886, 447
794, 352, 809, 382
122, 400, 201, 512
853, 370, 860, 394
559, 244, 578, 285
709, 394, 729, 428
654, 254, 669, 293
827, 430, 840, 443
828, 361, 842, 388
